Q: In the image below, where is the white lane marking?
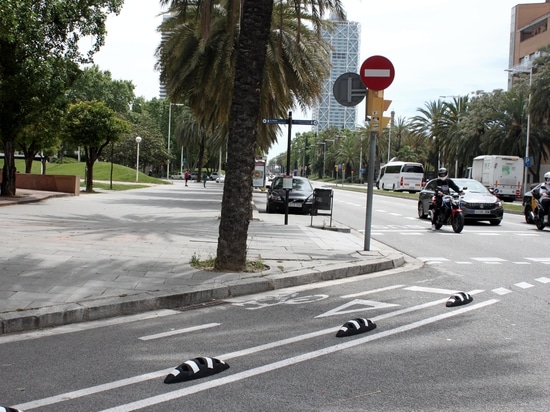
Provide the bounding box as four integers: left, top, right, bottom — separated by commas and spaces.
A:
0, 310, 179, 345
315, 299, 400, 318
526, 257, 550, 263
513, 262, 531, 265
492, 288, 512, 295
471, 257, 507, 262
514, 282, 534, 289
138, 323, 220, 341
535, 277, 550, 283
341, 284, 405, 299
417, 257, 450, 262
13, 293, 471, 411
404, 286, 460, 295
98, 300, 499, 412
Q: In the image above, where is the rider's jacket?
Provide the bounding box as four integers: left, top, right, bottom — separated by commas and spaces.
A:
434, 177, 461, 195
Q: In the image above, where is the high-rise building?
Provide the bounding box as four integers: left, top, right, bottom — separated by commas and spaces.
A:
312, 16, 361, 132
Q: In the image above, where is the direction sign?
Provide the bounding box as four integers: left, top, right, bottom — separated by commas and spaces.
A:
360, 55, 395, 91
332, 72, 366, 107
262, 118, 288, 124
292, 119, 318, 126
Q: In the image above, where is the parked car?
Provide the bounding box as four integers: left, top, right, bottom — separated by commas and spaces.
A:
210, 172, 221, 181
418, 178, 504, 225
266, 176, 314, 214
216, 174, 225, 183
190, 172, 198, 181
522, 182, 543, 223
169, 172, 184, 180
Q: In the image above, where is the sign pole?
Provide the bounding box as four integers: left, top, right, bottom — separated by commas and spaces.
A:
364, 130, 377, 251
285, 111, 292, 225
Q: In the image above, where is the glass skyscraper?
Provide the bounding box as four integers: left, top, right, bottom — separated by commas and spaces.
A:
313, 16, 361, 131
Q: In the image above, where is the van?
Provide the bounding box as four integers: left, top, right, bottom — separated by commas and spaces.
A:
376, 161, 424, 193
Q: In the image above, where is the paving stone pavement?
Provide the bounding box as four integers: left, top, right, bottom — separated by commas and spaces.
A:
0, 181, 405, 335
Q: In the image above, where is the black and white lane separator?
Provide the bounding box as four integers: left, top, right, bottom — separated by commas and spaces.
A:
164, 357, 229, 384
446, 292, 473, 307
0, 406, 23, 412
336, 318, 377, 337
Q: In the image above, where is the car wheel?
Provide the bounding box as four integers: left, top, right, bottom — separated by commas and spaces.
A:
417, 202, 426, 219
489, 219, 501, 226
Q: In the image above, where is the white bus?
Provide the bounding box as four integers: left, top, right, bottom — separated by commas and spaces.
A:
376, 161, 425, 193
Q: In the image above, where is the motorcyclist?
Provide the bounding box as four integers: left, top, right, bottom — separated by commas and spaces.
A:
431, 167, 464, 231
538, 171, 550, 222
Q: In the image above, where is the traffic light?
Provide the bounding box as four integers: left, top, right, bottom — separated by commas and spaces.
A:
366, 89, 392, 132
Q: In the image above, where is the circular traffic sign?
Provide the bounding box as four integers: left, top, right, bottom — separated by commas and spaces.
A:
332, 72, 366, 107
360, 55, 395, 91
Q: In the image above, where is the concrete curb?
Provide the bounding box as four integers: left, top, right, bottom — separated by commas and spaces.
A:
0, 254, 405, 335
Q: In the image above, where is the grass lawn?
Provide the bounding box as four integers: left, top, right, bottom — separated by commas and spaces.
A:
0, 158, 169, 191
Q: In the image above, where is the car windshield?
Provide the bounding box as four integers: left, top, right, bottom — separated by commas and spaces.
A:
272, 178, 311, 191
453, 179, 488, 193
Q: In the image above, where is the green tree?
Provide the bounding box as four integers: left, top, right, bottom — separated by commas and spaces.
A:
68, 65, 135, 114
158, 1, 332, 152
160, 0, 344, 271
409, 100, 447, 172
65, 101, 130, 192
0, 0, 124, 197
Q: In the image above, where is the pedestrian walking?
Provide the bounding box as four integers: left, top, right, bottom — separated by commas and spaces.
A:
202, 172, 208, 188
184, 170, 190, 186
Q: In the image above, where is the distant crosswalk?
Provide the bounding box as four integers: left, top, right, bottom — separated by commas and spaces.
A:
418, 257, 550, 265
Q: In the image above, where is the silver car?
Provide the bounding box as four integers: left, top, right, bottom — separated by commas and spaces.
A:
418, 178, 504, 225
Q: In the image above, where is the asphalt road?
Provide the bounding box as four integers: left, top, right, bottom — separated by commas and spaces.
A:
0, 188, 548, 411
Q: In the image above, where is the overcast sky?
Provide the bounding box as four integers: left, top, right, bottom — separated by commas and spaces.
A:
92, 0, 530, 158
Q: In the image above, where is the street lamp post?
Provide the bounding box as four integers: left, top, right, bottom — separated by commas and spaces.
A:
135, 136, 142, 182
168, 103, 185, 179
440, 95, 461, 178
387, 111, 395, 163
506, 67, 533, 194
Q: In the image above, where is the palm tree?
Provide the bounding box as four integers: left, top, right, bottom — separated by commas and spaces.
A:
160, 0, 345, 271
409, 100, 447, 172
158, 1, 333, 152
439, 95, 469, 177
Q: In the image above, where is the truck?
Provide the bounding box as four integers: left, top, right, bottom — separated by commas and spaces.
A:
464, 155, 523, 202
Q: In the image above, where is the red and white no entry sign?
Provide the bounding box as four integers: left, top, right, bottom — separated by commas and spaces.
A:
360, 55, 395, 91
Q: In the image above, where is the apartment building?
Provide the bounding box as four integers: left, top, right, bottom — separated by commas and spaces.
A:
508, 1, 550, 79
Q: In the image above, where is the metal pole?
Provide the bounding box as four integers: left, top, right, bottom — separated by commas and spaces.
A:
364, 131, 377, 251
524, 68, 532, 194
285, 111, 292, 225
167, 104, 172, 178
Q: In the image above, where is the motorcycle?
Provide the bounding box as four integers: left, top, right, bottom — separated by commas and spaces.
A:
530, 188, 549, 230
430, 189, 465, 233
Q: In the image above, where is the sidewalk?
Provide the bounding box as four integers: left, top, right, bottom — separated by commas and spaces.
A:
0, 183, 406, 335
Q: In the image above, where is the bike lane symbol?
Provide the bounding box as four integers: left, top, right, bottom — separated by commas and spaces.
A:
231, 292, 329, 310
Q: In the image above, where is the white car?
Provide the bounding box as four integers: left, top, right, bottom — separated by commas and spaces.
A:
169, 172, 184, 180
216, 174, 225, 183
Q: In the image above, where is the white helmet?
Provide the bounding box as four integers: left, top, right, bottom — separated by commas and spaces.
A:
438, 168, 448, 181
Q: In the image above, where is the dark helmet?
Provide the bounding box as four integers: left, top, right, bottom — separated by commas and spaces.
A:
438, 167, 448, 180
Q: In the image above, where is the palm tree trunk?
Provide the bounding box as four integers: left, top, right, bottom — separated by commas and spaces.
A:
215, 0, 274, 272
